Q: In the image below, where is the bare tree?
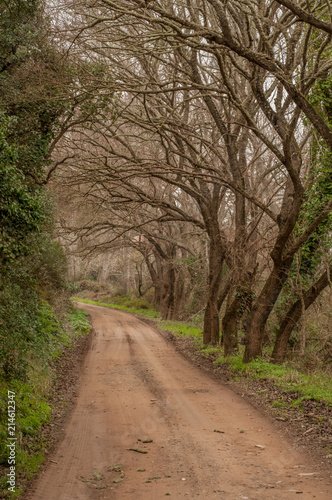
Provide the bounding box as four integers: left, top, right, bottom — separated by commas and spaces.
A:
52, 0, 332, 361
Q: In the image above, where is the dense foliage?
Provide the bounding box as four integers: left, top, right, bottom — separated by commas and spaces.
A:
0, 114, 47, 261
0, 0, 65, 378
0, 7, 94, 495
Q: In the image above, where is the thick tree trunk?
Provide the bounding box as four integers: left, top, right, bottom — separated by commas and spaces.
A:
154, 279, 174, 320
203, 296, 220, 344
222, 296, 239, 355
217, 277, 231, 310
160, 265, 175, 320
154, 259, 189, 321
203, 241, 224, 345
153, 283, 162, 309
145, 250, 176, 320
221, 171, 249, 354
222, 276, 255, 356
243, 263, 290, 362
271, 266, 332, 364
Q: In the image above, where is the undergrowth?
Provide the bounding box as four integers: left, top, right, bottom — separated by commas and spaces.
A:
157, 320, 202, 341
215, 354, 332, 405
0, 306, 91, 498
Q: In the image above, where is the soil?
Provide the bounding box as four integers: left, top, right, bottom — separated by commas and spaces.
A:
157, 328, 332, 465
25, 303, 332, 499
38, 320, 94, 459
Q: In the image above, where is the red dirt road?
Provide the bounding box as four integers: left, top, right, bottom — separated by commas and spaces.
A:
28, 303, 332, 499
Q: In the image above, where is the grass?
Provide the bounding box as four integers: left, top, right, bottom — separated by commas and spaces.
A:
0, 380, 50, 498
215, 353, 332, 404
0, 306, 91, 498
157, 320, 202, 340
200, 346, 222, 357
67, 308, 92, 337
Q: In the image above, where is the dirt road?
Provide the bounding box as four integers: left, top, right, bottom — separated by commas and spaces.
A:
28, 303, 332, 499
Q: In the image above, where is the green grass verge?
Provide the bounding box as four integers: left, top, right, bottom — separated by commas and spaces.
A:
0, 306, 91, 498
0, 381, 50, 498
157, 320, 202, 340
215, 353, 332, 405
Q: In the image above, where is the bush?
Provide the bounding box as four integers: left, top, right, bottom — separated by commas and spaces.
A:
0, 233, 69, 381
0, 305, 91, 497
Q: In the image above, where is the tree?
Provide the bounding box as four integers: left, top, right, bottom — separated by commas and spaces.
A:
0, 0, 115, 379
52, 0, 332, 361
54, 48, 266, 342
271, 71, 332, 363
0, 114, 47, 261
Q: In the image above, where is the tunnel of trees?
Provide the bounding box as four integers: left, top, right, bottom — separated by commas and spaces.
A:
1, 0, 332, 380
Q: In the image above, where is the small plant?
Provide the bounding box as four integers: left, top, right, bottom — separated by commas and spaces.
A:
158, 321, 202, 339
200, 346, 221, 357
272, 401, 287, 409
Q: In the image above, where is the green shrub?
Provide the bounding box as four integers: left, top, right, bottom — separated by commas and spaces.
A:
0, 304, 91, 497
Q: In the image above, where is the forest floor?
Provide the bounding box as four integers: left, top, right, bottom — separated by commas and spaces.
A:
24, 303, 332, 500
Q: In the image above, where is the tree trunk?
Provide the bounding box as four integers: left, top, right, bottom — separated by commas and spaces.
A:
271, 266, 332, 364
270, 301, 303, 364
203, 242, 224, 345
153, 282, 162, 309
222, 296, 238, 355
203, 296, 220, 344
217, 276, 231, 310
159, 264, 175, 320
222, 272, 256, 355
243, 263, 290, 362
145, 251, 175, 319
136, 263, 143, 297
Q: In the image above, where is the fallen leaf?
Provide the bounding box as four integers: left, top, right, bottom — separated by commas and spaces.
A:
108, 464, 122, 472
113, 477, 123, 484
93, 471, 103, 481
113, 474, 125, 484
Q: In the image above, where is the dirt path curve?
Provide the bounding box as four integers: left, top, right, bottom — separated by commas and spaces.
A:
28, 303, 332, 500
